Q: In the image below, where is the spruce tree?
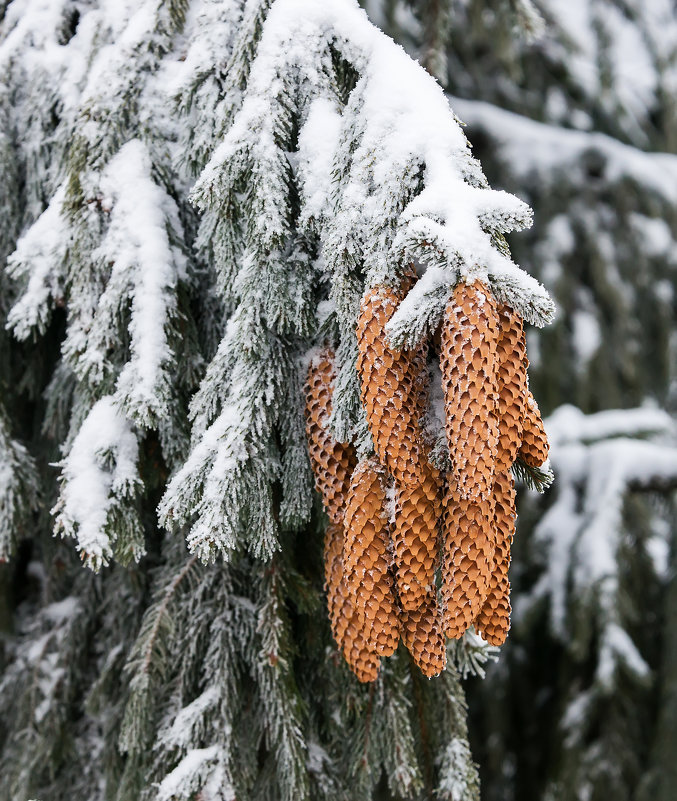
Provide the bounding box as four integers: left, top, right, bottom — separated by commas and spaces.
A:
0, 1, 556, 799
2, 2, 676, 801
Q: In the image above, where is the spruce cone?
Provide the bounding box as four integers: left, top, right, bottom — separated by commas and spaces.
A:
343, 458, 400, 657
475, 471, 516, 646
325, 516, 383, 682
304, 348, 356, 524
519, 392, 549, 467
342, 613, 382, 683
401, 592, 447, 678
441, 482, 495, 639
324, 521, 348, 646
495, 304, 528, 472
440, 280, 500, 501
392, 463, 442, 611
357, 283, 429, 485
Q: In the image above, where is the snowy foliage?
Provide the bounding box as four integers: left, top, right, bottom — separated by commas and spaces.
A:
0, 593, 88, 799
52, 397, 143, 570
1, 1, 675, 800
159, 0, 551, 562
1, 4, 526, 795
452, 95, 677, 418
1, 0, 551, 569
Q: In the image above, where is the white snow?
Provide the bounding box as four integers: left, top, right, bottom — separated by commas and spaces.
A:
630, 214, 676, 260
155, 746, 221, 801
436, 737, 475, 801
546, 404, 674, 445
159, 687, 220, 749
545, 0, 599, 98
297, 97, 342, 226
452, 96, 677, 205
6, 183, 68, 339
92, 139, 186, 425
53, 397, 141, 570
191, 0, 552, 329
571, 308, 601, 369
597, 622, 650, 690
43, 597, 81, 624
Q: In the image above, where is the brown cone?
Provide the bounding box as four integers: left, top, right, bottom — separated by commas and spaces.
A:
401, 592, 447, 678
324, 521, 348, 646
342, 613, 382, 683
440, 280, 500, 501
343, 458, 400, 658
519, 392, 549, 467
495, 305, 528, 472
475, 470, 516, 646
304, 348, 356, 524
441, 481, 495, 639
356, 282, 429, 485
392, 462, 442, 611
325, 514, 383, 683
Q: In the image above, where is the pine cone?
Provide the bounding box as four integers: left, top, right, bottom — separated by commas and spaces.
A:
324, 521, 348, 645
440, 280, 500, 501
392, 462, 442, 611
304, 348, 356, 524
342, 614, 382, 683
343, 458, 400, 657
357, 283, 429, 485
495, 304, 527, 472
474, 470, 516, 646
441, 482, 495, 639
401, 592, 447, 678
325, 518, 383, 683
519, 392, 549, 467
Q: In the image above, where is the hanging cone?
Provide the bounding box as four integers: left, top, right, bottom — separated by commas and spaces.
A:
341, 613, 382, 683
343, 458, 400, 658
441, 481, 495, 639
304, 347, 356, 524
475, 470, 516, 646
519, 392, 549, 467
324, 521, 348, 646
495, 304, 528, 472
392, 462, 442, 611
440, 280, 500, 501
325, 512, 383, 683
401, 592, 447, 678
356, 279, 429, 485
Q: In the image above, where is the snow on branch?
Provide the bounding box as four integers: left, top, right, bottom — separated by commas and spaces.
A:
104, 140, 187, 426
65, 140, 187, 427
191, 0, 551, 333
155, 746, 228, 801
5, 183, 68, 340
452, 96, 677, 206
172, 0, 244, 174
158, 336, 282, 563
546, 404, 675, 446
52, 396, 144, 571
521, 404, 677, 687
72, 0, 188, 164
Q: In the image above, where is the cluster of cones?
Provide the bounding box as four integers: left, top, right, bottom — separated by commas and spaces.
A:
304, 275, 549, 682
